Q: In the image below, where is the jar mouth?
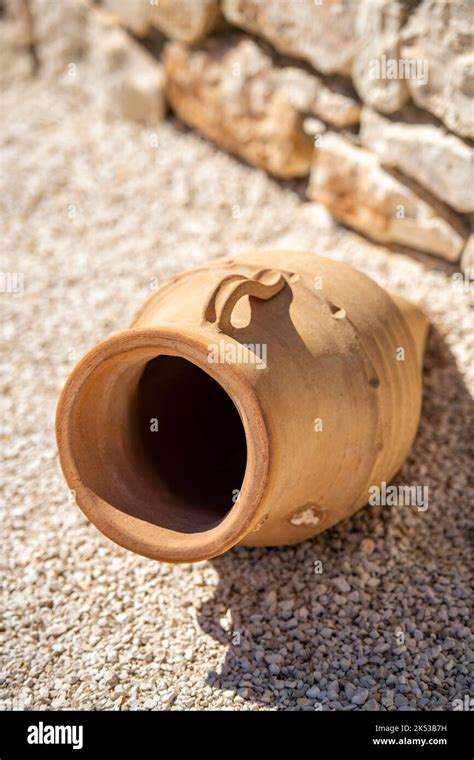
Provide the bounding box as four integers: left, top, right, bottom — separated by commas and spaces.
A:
56, 328, 270, 563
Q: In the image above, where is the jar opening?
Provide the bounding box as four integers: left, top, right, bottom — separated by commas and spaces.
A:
137, 355, 247, 530
56, 330, 269, 562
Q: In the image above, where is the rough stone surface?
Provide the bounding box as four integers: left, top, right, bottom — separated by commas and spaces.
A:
361, 109, 474, 214
103, 0, 221, 42
222, 0, 359, 75
149, 0, 220, 44
163, 36, 360, 177
103, 0, 152, 36
29, 0, 90, 77
352, 0, 410, 113
309, 81, 361, 129
164, 38, 314, 178
1, 31, 473, 713
401, 0, 474, 139
3, 0, 33, 46
119, 66, 166, 125
308, 133, 467, 261
276, 68, 361, 129
81, 13, 166, 125
0, 0, 34, 85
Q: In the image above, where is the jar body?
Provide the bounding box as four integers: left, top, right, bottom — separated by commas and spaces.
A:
56, 251, 428, 561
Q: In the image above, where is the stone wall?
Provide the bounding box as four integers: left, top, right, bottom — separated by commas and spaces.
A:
3, 0, 473, 264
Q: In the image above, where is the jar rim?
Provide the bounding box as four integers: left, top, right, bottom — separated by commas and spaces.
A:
55, 327, 270, 563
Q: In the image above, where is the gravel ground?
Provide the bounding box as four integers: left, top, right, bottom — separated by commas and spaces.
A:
1, 71, 473, 711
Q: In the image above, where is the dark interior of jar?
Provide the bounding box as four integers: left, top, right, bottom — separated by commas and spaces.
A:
70, 354, 248, 533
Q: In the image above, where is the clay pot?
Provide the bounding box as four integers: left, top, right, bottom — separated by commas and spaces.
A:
56, 251, 428, 563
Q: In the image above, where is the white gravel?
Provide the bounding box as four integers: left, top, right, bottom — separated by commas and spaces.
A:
1, 69, 473, 711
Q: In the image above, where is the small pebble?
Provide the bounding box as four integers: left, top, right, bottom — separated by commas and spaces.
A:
352, 688, 369, 706
333, 577, 351, 593
360, 538, 376, 556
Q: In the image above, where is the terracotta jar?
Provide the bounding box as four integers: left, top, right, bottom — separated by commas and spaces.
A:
56, 251, 428, 563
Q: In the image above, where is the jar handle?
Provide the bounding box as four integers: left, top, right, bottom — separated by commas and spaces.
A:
203, 269, 285, 333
